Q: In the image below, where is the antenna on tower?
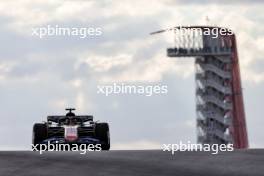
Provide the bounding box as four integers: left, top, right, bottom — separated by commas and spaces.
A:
205, 15, 210, 25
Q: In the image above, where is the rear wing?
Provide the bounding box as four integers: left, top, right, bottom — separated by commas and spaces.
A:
47, 115, 93, 123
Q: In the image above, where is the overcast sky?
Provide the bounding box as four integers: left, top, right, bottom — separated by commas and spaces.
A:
0, 0, 263, 150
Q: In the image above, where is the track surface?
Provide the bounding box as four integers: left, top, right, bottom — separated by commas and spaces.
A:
0, 150, 263, 176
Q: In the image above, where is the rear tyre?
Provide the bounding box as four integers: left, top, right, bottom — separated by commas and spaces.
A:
95, 123, 110, 150
32, 123, 47, 149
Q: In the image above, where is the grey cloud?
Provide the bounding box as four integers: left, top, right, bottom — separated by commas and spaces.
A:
167, 0, 264, 4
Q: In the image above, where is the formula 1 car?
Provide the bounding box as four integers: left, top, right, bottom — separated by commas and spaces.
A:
32, 108, 110, 150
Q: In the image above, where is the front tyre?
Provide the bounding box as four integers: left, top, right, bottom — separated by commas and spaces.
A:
95, 123, 110, 150
32, 123, 47, 146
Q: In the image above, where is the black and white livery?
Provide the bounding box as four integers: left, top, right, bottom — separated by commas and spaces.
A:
32, 108, 110, 150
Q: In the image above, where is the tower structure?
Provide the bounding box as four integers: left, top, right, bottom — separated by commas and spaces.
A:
152, 26, 248, 148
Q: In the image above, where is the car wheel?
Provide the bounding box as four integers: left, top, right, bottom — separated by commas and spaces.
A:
95, 123, 110, 150
32, 123, 47, 146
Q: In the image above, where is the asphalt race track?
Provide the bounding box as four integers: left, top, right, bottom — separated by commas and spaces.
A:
0, 149, 263, 176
